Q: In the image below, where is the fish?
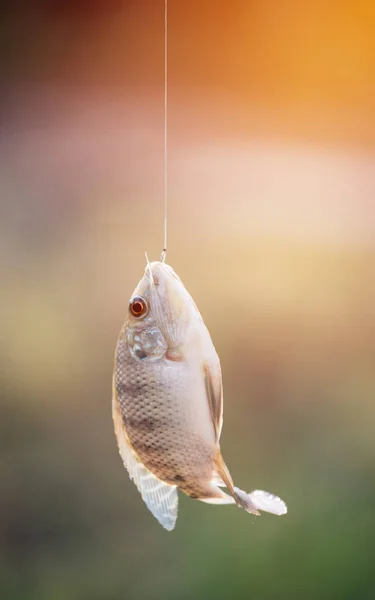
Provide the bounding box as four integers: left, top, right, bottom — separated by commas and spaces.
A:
113, 260, 287, 531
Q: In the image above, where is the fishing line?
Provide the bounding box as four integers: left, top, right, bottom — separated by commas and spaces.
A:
161, 0, 168, 263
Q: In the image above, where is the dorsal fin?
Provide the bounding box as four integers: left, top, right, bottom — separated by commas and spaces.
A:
203, 361, 223, 442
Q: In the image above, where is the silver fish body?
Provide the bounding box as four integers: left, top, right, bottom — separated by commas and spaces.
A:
113, 261, 287, 530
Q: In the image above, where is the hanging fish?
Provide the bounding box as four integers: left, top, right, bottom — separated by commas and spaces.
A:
113, 260, 287, 531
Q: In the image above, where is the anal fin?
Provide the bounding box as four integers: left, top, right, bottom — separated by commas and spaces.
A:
200, 493, 236, 505
211, 471, 226, 488
112, 388, 178, 531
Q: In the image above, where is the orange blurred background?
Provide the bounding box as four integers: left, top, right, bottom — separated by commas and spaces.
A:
1, 2, 375, 599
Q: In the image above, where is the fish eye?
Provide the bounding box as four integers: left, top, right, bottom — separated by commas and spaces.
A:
129, 296, 148, 319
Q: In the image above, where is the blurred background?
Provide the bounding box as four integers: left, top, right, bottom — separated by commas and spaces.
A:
1, 1, 375, 599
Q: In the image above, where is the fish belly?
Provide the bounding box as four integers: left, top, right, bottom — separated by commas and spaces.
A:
116, 337, 216, 492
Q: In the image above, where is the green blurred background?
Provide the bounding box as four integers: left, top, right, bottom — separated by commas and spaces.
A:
1, 2, 375, 599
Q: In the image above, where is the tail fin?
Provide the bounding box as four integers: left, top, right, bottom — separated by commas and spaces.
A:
234, 487, 287, 516
214, 453, 287, 517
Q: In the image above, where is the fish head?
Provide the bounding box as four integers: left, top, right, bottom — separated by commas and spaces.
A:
128, 261, 196, 358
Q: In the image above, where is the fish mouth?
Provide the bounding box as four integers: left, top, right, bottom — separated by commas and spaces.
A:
146, 261, 188, 350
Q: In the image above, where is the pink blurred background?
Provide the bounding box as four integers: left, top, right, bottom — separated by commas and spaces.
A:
1, 2, 375, 599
